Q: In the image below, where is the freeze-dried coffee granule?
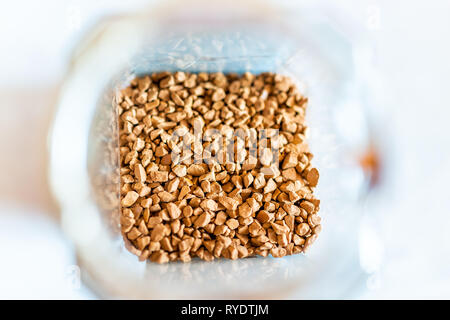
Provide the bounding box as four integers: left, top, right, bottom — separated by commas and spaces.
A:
117, 71, 321, 263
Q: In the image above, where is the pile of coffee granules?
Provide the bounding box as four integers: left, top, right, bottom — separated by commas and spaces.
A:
117, 71, 321, 263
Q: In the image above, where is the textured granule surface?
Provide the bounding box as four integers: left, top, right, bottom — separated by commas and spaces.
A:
117, 71, 321, 263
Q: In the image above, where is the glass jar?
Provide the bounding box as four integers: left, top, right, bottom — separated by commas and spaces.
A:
49, 0, 380, 299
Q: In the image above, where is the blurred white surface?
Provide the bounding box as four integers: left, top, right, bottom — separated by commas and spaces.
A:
0, 0, 449, 299
0, 203, 94, 299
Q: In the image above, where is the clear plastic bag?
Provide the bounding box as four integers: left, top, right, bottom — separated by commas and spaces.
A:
50, 0, 377, 298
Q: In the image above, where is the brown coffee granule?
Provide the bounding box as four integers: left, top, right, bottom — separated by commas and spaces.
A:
117, 71, 321, 263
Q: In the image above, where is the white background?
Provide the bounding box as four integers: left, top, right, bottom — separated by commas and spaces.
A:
0, 0, 449, 299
